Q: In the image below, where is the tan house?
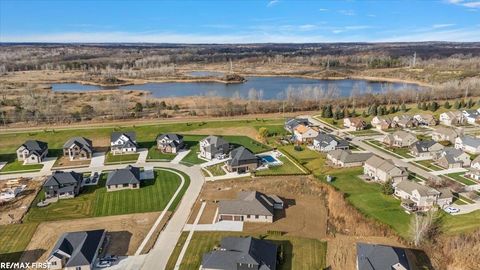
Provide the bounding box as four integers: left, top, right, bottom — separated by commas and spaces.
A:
394, 180, 453, 212
410, 140, 444, 158
439, 111, 465, 126
293, 124, 319, 143
217, 191, 283, 223
327, 149, 372, 168
393, 115, 416, 128
63, 137, 93, 161
371, 116, 392, 131
431, 126, 463, 143
383, 131, 418, 148
435, 147, 471, 169
16, 140, 48, 164
413, 114, 438, 126
106, 165, 141, 191
343, 117, 367, 131
364, 155, 408, 183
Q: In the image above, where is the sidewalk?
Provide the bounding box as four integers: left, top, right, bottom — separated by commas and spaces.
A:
171, 149, 191, 164
136, 148, 149, 164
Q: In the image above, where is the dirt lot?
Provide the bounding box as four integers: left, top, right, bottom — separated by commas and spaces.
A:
20, 212, 168, 265
52, 156, 91, 168
188, 175, 328, 240
0, 178, 43, 225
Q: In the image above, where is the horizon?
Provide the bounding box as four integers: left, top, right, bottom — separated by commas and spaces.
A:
1, 0, 479, 43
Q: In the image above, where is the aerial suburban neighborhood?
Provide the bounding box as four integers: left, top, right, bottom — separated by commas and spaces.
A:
1, 1, 480, 270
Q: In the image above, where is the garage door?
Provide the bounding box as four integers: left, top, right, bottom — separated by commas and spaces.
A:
220, 215, 233, 221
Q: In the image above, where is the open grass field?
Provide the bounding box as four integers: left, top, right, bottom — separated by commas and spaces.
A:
0, 160, 43, 174
279, 144, 341, 177
104, 152, 140, 164
441, 210, 480, 235
165, 231, 327, 270
444, 172, 478, 186
0, 223, 39, 263
364, 140, 411, 158
146, 145, 177, 161
326, 168, 412, 239
204, 163, 226, 176
23, 169, 187, 222
255, 155, 307, 176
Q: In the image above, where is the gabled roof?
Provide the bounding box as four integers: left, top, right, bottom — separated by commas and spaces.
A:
328, 149, 373, 163
49, 229, 105, 268
106, 165, 141, 186
457, 135, 480, 148
156, 133, 183, 142
202, 237, 277, 270
365, 156, 406, 175
219, 191, 275, 216
111, 132, 136, 143
202, 135, 229, 147
463, 109, 480, 117
396, 180, 439, 197
314, 133, 348, 148
44, 171, 83, 187
227, 146, 258, 166
63, 137, 93, 152
19, 140, 48, 155
285, 118, 309, 130
356, 242, 410, 270
442, 147, 467, 158
411, 140, 442, 153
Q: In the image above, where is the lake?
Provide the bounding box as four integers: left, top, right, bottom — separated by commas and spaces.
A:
51, 76, 423, 100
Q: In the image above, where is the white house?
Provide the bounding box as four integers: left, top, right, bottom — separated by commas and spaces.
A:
394, 180, 452, 212
431, 126, 462, 143
371, 116, 392, 130
439, 111, 465, 126
16, 140, 48, 165
343, 117, 366, 131
383, 131, 418, 148
110, 132, 138, 155
462, 110, 480, 124
455, 135, 480, 155
313, 133, 349, 152
293, 124, 319, 143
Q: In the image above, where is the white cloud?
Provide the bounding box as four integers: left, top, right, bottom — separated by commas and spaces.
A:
338, 9, 355, 16
267, 0, 279, 7
447, 0, 480, 8
299, 24, 317, 31
432, 23, 456, 28
319, 8, 328, 12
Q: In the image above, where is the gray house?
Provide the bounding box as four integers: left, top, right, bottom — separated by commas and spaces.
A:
47, 229, 106, 270
63, 137, 93, 161
43, 171, 83, 199
327, 149, 372, 168
435, 147, 471, 169
284, 118, 310, 133
356, 242, 411, 270
106, 165, 141, 191
313, 133, 349, 152
110, 132, 138, 155
201, 236, 277, 270
156, 133, 184, 154
410, 140, 444, 158
200, 135, 230, 160
218, 191, 283, 223
226, 147, 259, 173
16, 140, 48, 164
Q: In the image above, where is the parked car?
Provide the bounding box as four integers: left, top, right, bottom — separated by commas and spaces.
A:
444, 206, 460, 214
95, 261, 111, 268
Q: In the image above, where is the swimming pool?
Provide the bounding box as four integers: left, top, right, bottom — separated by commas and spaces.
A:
260, 155, 276, 163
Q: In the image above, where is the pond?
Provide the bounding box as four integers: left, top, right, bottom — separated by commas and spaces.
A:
51, 76, 423, 100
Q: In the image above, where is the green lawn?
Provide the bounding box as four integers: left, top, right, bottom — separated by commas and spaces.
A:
326, 168, 412, 239
365, 140, 412, 158
204, 163, 227, 176
255, 155, 307, 176
441, 210, 480, 235
0, 223, 39, 263
413, 160, 444, 171
444, 172, 478, 186
349, 129, 382, 136
0, 160, 43, 173
165, 231, 327, 270
314, 116, 342, 129
279, 144, 340, 176
147, 145, 177, 161
104, 152, 140, 164
23, 169, 187, 222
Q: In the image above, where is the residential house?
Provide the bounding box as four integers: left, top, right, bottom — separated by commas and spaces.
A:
200, 135, 230, 160
455, 135, 480, 154
356, 242, 411, 270
394, 180, 442, 211
393, 115, 416, 128
110, 132, 138, 155
293, 124, 319, 143
156, 133, 184, 154
63, 137, 93, 161
431, 126, 463, 143
16, 140, 48, 164
465, 155, 480, 181
43, 171, 83, 199
327, 149, 373, 167
413, 114, 438, 126
439, 111, 465, 126
284, 118, 310, 133
364, 155, 408, 183
201, 237, 277, 270
313, 133, 349, 152
462, 109, 480, 124
106, 165, 141, 191
226, 146, 259, 173
435, 147, 471, 169
371, 116, 392, 130
217, 191, 283, 223
410, 140, 444, 158
343, 117, 367, 131
383, 131, 418, 148
47, 229, 106, 270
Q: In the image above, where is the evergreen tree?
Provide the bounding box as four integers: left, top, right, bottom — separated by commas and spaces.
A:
421, 102, 428, 111
467, 98, 474, 108
459, 100, 465, 108
382, 180, 394, 195
323, 105, 333, 118
361, 111, 367, 117
454, 100, 460, 109
429, 101, 439, 112
401, 103, 407, 112
444, 101, 451, 109
417, 102, 422, 110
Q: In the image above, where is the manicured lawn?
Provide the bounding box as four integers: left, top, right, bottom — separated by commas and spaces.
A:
314, 116, 342, 129
204, 163, 227, 176
0, 223, 39, 263
165, 231, 327, 270
326, 168, 412, 239
279, 145, 340, 176
444, 172, 478, 186
413, 160, 443, 171
441, 210, 480, 235
349, 129, 382, 136
104, 152, 140, 164
365, 140, 412, 158
24, 169, 187, 222
255, 155, 307, 176
0, 160, 43, 173
147, 146, 177, 161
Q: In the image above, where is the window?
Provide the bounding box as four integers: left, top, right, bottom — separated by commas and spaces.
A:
76, 267, 81, 270
123, 183, 129, 187
247, 215, 251, 218
132, 184, 137, 188
255, 215, 259, 219
51, 262, 57, 266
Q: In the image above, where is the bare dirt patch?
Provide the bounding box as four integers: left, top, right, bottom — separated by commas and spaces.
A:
0, 178, 43, 225
20, 212, 165, 264
52, 156, 91, 168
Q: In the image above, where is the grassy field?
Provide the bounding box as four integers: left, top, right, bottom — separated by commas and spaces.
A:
104, 152, 140, 164
444, 172, 478, 186
147, 145, 177, 161
413, 159, 444, 171
255, 155, 307, 176
326, 168, 412, 239
0, 160, 43, 173
348, 129, 382, 136
0, 223, 39, 263
204, 163, 227, 176
165, 231, 327, 270
24, 169, 187, 222
279, 144, 338, 177
441, 210, 480, 235
364, 140, 412, 158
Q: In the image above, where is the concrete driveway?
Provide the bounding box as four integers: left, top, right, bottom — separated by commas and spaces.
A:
90, 152, 106, 168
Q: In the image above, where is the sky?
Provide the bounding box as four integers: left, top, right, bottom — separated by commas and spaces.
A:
0, 0, 479, 43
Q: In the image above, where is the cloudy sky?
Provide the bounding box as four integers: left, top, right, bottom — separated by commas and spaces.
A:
1, 0, 479, 43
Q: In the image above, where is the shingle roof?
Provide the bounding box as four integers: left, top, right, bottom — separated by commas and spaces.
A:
458, 135, 480, 148
156, 133, 183, 142
365, 156, 407, 175
411, 140, 440, 153
63, 137, 93, 152
203, 135, 229, 147
328, 149, 372, 163
356, 242, 410, 270
202, 237, 277, 270
44, 171, 83, 187
106, 165, 141, 186
285, 118, 309, 130
396, 180, 439, 197
111, 132, 136, 142
227, 146, 258, 167
20, 140, 48, 155
49, 229, 105, 268
219, 191, 275, 216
